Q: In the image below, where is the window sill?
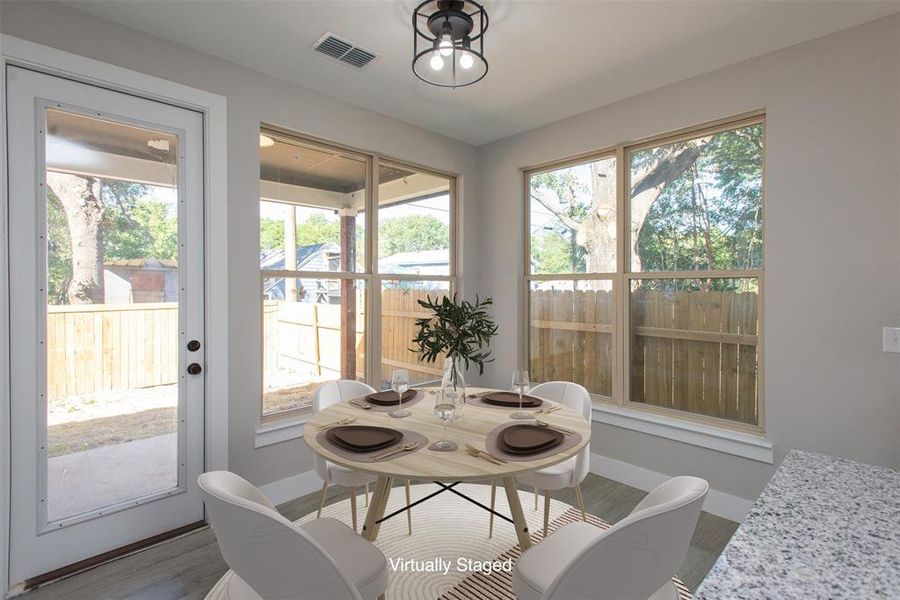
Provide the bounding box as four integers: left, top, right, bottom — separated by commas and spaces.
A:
591, 403, 773, 464
255, 414, 311, 448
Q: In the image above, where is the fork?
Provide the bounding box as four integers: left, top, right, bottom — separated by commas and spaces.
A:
464, 443, 508, 464
536, 405, 561, 415
349, 399, 372, 410
316, 417, 357, 430
373, 442, 419, 460
535, 420, 576, 435
465, 447, 503, 466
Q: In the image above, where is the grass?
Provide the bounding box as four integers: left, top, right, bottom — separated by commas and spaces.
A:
47, 407, 177, 457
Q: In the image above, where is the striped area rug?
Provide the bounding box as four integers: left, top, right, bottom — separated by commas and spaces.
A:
297, 483, 691, 600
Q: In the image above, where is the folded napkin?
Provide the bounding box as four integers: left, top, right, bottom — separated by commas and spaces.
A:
365, 389, 417, 405
325, 425, 403, 452
497, 424, 564, 455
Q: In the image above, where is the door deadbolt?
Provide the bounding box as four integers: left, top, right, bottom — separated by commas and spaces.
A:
187, 363, 203, 375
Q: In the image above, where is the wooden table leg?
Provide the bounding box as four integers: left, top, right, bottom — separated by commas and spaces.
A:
502, 477, 532, 550
361, 476, 393, 542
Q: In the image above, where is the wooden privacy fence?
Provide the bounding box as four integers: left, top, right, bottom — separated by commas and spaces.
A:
47, 303, 178, 400
264, 287, 443, 386
263, 299, 365, 379
381, 288, 445, 384
530, 289, 759, 425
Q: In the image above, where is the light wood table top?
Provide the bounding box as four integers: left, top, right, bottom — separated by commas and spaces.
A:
304, 387, 591, 482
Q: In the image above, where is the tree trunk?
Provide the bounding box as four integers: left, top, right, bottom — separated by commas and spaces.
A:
47, 172, 105, 304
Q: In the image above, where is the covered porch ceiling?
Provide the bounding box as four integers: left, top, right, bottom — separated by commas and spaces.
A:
44, 110, 449, 209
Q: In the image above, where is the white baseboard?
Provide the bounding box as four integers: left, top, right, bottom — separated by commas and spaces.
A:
589, 453, 753, 523
258, 470, 323, 507
256, 455, 753, 523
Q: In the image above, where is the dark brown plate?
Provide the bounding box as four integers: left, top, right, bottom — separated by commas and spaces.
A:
482, 392, 543, 408
365, 389, 417, 406
325, 425, 403, 452
498, 425, 564, 455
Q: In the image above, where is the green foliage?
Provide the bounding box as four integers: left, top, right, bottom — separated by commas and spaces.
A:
379, 214, 448, 257
297, 213, 341, 247
637, 124, 763, 281
411, 294, 498, 375
46, 189, 72, 304
530, 170, 590, 273
531, 230, 582, 273
47, 179, 178, 304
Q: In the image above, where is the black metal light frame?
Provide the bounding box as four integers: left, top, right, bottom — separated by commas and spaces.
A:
412, 0, 489, 88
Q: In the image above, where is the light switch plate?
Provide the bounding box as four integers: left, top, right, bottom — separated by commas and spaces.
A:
883, 327, 900, 353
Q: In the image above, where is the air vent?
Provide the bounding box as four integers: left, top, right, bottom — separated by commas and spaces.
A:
313, 33, 376, 69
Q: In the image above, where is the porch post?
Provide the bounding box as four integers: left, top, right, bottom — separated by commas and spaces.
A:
339, 208, 357, 379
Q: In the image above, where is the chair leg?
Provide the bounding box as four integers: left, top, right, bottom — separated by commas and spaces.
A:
350, 487, 358, 532
575, 483, 587, 522
534, 486, 539, 510
317, 481, 329, 518
365, 481, 369, 507
543, 490, 551, 537
488, 480, 496, 538
405, 480, 413, 535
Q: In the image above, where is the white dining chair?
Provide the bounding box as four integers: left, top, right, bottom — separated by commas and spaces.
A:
513, 476, 708, 600
495, 381, 591, 538
199, 471, 389, 600
315, 380, 414, 534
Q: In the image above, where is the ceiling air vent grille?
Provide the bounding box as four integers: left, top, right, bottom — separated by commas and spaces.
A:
313, 33, 376, 69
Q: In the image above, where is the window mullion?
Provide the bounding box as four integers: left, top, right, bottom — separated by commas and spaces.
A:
615, 144, 628, 407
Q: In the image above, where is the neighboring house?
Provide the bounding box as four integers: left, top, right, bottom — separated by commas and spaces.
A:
261, 242, 342, 302
377, 249, 449, 279
103, 258, 178, 303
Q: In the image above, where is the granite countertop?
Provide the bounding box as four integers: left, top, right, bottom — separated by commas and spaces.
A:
695, 449, 900, 599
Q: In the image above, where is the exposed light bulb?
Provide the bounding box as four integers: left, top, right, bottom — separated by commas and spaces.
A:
430, 53, 445, 70
459, 52, 474, 69
439, 34, 453, 57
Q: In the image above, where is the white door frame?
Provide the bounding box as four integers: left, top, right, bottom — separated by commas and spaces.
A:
0, 35, 229, 596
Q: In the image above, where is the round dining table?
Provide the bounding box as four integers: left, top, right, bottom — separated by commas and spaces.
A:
304, 386, 591, 550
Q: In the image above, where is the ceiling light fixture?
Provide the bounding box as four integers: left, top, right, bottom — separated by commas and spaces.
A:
259, 134, 275, 148
412, 0, 488, 88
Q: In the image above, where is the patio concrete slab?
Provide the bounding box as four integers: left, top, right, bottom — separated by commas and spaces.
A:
48, 433, 177, 522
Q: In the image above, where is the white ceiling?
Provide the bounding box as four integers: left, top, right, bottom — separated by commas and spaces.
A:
63, 0, 900, 146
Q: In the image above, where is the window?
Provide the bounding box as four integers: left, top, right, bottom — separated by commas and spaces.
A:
260, 129, 455, 419
526, 115, 764, 429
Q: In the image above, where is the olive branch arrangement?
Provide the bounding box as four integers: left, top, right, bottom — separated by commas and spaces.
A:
410, 294, 498, 375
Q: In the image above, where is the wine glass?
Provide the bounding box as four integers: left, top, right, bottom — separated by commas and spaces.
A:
510, 369, 531, 420
389, 369, 410, 418
432, 390, 457, 450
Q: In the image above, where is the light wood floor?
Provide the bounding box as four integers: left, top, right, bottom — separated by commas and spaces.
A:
21, 474, 739, 599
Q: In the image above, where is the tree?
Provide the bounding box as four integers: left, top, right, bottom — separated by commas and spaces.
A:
378, 214, 448, 257
530, 141, 707, 273
529, 124, 763, 281
46, 175, 177, 304
47, 172, 105, 304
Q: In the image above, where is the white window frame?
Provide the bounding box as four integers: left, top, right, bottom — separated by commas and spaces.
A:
523, 112, 767, 444
258, 127, 457, 425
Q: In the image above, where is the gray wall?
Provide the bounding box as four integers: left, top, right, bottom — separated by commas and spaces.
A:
0, 1, 481, 488
472, 15, 900, 501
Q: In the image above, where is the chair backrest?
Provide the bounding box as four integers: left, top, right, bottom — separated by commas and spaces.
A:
545, 476, 708, 600
530, 381, 592, 483
529, 381, 591, 422
198, 471, 364, 600
315, 379, 377, 414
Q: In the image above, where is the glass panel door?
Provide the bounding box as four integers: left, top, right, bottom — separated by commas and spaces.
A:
8, 66, 206, 587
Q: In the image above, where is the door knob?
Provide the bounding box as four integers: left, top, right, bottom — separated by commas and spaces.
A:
187, 339, 201, 352
187, 363, 203, 375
